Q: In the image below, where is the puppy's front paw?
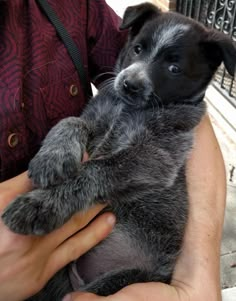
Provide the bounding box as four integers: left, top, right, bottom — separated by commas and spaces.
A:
1, 190, 64, 235
28, 147, 83, 188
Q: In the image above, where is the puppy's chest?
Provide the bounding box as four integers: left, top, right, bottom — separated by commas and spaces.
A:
91, 110, 151, 157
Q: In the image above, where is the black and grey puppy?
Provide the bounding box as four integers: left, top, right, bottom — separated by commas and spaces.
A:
2, 3, 236, 300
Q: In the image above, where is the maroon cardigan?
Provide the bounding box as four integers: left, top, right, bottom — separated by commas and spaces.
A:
0, 0, 127, 181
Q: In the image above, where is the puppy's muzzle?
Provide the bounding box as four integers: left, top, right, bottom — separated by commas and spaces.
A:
123, 78, 141, 93
114, 62, 153, 103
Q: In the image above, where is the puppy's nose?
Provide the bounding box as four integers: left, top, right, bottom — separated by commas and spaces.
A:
123, 79, 139, 93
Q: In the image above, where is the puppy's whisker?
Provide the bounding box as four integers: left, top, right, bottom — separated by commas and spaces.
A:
151, 99, 156, 118
98, 78, 115, 90
113, 65, 121, 75
93, 72, 116, 83
152, 92, 164, 113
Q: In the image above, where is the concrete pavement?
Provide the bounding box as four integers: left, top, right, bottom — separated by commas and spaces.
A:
206, 87, 236, 300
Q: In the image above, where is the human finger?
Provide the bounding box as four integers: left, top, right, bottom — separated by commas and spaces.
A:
46, 213, 116, 276
41, 204, 108, 250
82, 152, 89, 162
0, 172, 32, 210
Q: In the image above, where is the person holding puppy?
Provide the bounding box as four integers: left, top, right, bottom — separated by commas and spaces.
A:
0, 1, 226, 301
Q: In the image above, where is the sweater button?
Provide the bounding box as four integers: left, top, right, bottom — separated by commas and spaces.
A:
8, 133, 19, 148
69, 84, 79, 96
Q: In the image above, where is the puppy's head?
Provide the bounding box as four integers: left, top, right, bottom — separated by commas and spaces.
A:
114, 3, 236, 107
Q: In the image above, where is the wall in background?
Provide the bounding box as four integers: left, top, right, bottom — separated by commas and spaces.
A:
106, 0, 176, 17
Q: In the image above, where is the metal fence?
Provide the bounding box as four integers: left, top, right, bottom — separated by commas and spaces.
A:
176, 0, 236, 108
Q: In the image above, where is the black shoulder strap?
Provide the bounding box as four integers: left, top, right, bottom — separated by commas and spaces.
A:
36, 0, 92, 97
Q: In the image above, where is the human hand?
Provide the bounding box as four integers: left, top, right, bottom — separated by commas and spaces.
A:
0, 172, 116, 301
62, 115, 226, 301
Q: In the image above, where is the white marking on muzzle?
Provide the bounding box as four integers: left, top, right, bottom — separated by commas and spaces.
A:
114, 62, 149, 91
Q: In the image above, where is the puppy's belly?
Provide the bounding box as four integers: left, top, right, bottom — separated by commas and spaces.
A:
74, 226, 150, 284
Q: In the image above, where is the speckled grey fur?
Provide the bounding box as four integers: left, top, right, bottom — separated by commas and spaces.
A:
2, 3, 236, 300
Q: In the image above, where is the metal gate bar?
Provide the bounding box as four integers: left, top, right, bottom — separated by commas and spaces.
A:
176, 0, 236, 108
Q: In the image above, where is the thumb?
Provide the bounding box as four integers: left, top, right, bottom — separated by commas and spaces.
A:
0, 172, 32, 210
62, 292, 105, 301
62, 283, 181, 301
113, 282, 180, 301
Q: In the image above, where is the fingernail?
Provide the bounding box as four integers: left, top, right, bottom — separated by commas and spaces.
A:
62, 294, 72, 301
107, 214, 116, 225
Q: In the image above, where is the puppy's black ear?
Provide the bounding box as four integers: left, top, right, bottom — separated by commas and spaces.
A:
201, 30, 236, 76
120, 3, 161, 36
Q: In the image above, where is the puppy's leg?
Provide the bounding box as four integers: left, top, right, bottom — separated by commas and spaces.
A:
2, 142, 181, 235
81, 268, 169, 296
1, 147, 134, 234
28, 117, 90, 188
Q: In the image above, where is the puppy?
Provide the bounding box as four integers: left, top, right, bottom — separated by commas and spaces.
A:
2, 3, 236, 300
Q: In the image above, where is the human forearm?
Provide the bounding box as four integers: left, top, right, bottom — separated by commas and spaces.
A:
172, 114, 226, 301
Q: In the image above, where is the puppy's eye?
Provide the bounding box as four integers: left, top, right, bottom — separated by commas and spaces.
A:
133, 44, 142, 55
168, 64, 181, 74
